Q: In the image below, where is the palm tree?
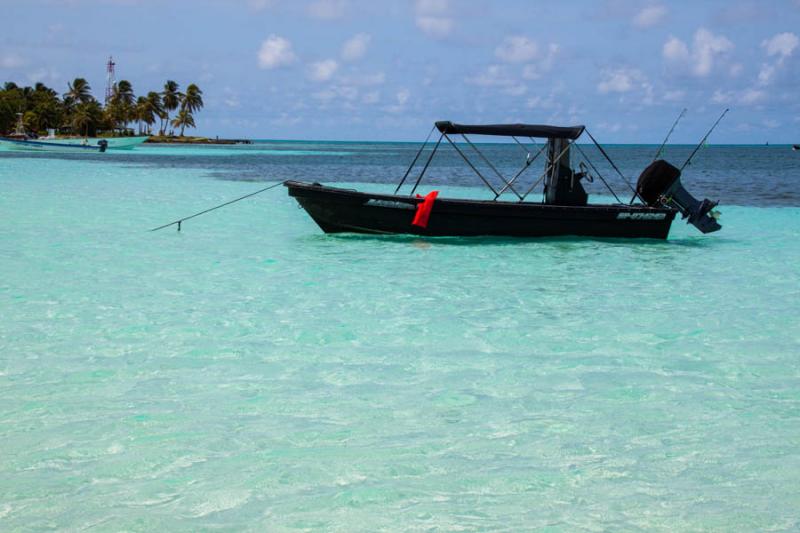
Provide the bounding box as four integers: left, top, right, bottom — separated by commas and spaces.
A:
109, 80, 136, 132
171, 108, 195, 136
140, 92, 163, 134
115, 80, 135, 105
161, 80, 180, 135
134, 96, 148, 135
181, 84, 204, 114
71, 103, 97, 137
65, 78, 92, 105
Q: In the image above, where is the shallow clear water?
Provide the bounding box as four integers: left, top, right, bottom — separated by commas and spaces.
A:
1, 143, 799, 531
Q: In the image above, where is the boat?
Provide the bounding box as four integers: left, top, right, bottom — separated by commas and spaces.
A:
793, 145, 799, 151
0, 114, 109, 153
0, 137, 108, 153
38, 135, 149, 150
285, 121, 721, 239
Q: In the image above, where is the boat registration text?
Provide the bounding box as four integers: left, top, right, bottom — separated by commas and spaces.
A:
616, 212, 667, 220
366, 199, 415, 210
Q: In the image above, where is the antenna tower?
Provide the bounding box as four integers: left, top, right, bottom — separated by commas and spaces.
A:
105, 56, 116, 104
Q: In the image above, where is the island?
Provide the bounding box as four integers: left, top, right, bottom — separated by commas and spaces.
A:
0, 78, 248, 144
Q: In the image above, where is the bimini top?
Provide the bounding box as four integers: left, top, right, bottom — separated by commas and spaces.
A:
435, 121, 585, 140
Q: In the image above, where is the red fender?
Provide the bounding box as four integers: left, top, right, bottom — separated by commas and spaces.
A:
411, 190, 439, 228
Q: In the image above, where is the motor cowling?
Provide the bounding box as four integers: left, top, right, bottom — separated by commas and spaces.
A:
98, 140, 109, 153
636, 160, 721, 234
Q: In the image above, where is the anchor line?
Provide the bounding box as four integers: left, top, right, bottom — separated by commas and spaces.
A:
149, 181, 284, 232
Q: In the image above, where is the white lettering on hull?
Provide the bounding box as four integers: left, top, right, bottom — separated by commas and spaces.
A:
616, 212, 667, 220
366, 199, 415, 210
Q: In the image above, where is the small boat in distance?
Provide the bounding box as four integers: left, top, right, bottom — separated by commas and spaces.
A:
38, 135, 149, 150
793, 145, 799, 151
0, 114, 145, 152
0, 137, 108, 153
0, 114, 109, 153
286, 120, 722, 239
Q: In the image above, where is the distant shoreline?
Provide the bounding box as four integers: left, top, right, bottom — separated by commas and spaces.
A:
145, 135, 252, 145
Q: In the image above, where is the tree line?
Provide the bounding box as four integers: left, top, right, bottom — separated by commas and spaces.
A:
0, 78, 203, 137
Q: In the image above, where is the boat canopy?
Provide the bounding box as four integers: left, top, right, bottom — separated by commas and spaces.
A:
435, 121, 585, 140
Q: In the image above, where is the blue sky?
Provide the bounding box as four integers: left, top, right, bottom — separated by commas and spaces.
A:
2, 0, 799, 142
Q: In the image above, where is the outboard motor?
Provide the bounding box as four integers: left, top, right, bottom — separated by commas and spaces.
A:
636, 160, 720, 233
98, 140, 108, 153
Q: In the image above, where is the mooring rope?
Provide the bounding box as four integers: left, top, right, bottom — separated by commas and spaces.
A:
149, 181, 284, 232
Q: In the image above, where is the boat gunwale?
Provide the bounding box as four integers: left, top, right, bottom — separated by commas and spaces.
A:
283, 180, 677, 214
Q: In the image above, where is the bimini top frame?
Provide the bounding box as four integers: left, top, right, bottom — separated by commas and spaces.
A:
395, 120, 644, 206
435, 121, 585, 140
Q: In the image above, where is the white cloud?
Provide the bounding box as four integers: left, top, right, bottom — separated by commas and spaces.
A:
384, 88, 410, 113
469, 64, 514, 88
504, 84, 527, 96
0, 53, 25, 69
257, 35, 297, 69
693, 29, 734, 76
414, 0, 453, 39
633, 5, 667, 28
248, 0, 273, 11
663, 89, 685, 102
712, 88, 764, 105
495, 36, 539, 63
762, 32, 799, 58
341, 33, 371, 61
312, 88, 336, 103
526, 94, 556, 109
307, 0, 347, 19
711, 89, 734, 104
740, 88, 765, 104
521, 44, 559, 80
757, 64, 777, 85
415, 0, 447, 14
521, 64, 541, 80
308, 59, 339, 81
25, 67, 59, 84
416, 16, 453, 39
597, 67, 653, 104
396, 88, 410, 105
758, 32, 798, 85
663, 28, 733, 77
313, 84, 359, 104
663, 36, 689, 63
221, 87, 241, 108
597, 68, 641, 93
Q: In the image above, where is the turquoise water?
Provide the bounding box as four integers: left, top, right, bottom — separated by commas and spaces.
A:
1, 144, 799, 531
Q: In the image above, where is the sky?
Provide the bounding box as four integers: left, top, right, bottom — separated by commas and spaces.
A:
1, 0, 799, 142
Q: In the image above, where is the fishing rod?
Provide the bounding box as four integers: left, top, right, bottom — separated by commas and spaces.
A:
653, 108, 687, 162
680, 108, 729, 172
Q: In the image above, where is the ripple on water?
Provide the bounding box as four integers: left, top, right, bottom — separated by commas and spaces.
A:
0, 149, 799, 530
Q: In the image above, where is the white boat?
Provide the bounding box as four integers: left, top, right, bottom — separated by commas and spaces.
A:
0, 137, 109, 152
40, 135, 149, 150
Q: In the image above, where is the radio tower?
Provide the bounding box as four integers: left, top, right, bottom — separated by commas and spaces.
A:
105, 56, 116, 104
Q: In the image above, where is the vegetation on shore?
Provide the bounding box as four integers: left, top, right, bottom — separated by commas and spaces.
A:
145, 135, 248, 145
0, 79, 203, 137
